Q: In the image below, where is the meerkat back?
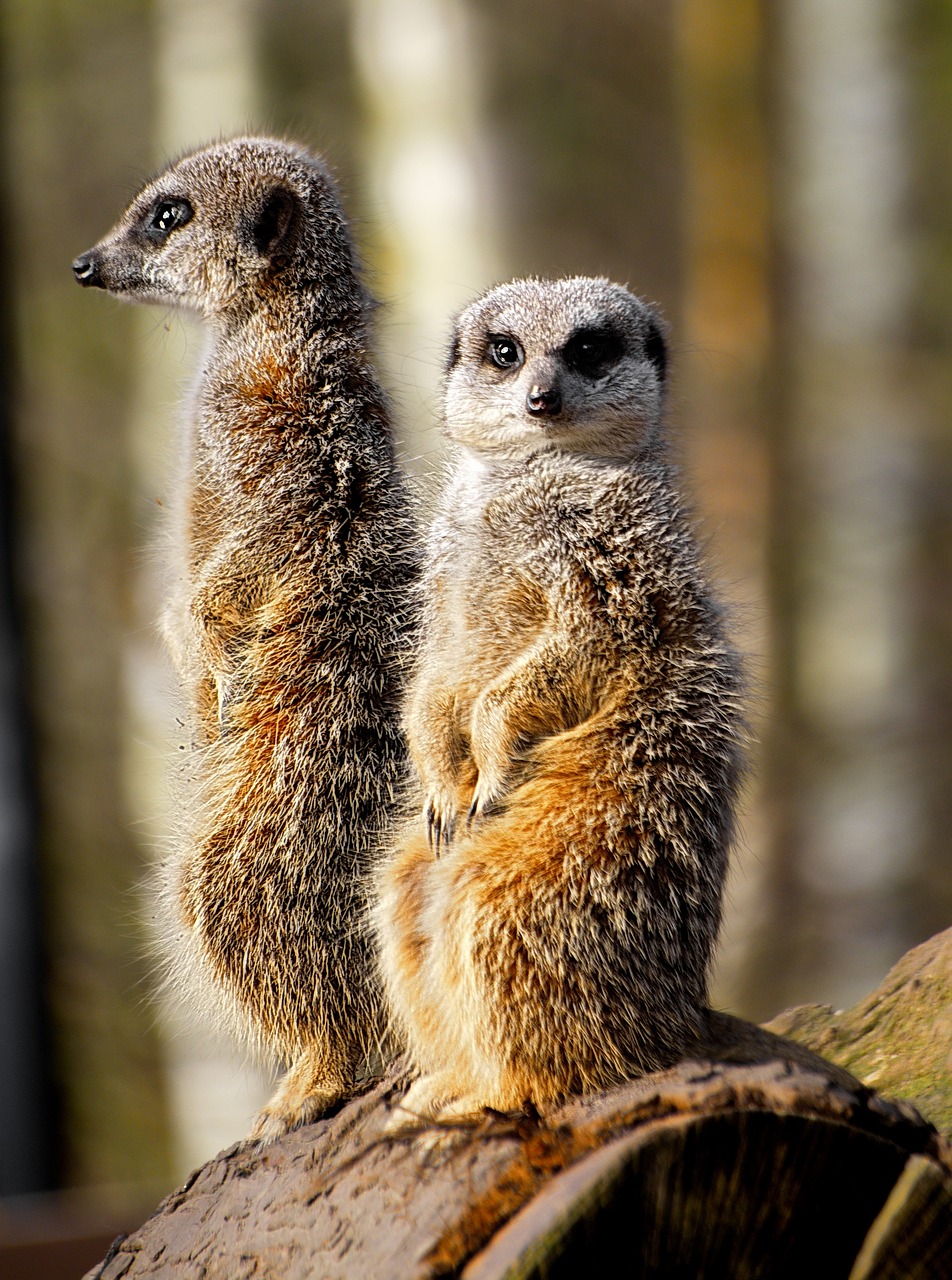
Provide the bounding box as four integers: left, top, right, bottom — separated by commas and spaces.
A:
376, 276, 744, 1127
73, 137, 418, 1141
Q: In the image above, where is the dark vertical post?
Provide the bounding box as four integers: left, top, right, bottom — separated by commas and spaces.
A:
0, 98, 58, 1192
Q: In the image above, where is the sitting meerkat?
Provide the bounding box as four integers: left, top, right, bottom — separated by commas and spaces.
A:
73, 137, 418, 1141
375, 276, 745, 1126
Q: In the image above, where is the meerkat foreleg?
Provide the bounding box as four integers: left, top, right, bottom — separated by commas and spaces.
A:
249, 1045, 354, 1144
467, 631, 589, 821
406, 684, 470, 850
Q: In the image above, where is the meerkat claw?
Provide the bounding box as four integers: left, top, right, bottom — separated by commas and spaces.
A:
425, 795, 456, 852
467, 774, 501, 824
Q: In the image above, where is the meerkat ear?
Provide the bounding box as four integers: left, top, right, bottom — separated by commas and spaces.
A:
644, 314, 668, 386
445, 323, 462, 372
249, 185, 297, 259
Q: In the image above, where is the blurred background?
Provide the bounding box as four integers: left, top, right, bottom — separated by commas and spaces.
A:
1, 0, 951, 1271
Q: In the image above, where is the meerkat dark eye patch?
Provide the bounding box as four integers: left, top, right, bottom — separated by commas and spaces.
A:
486, 334, 523, 370
145, 198, 193, 238
250, 186, 297, 258
562, 326, 624, 378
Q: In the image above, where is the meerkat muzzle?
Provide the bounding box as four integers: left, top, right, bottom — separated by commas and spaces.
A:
72, 251, 103, 288
526, 386, 562, 416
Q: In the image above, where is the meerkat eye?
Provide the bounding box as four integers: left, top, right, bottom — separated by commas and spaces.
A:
148, 199, 193, 236
563, 327, 624, 378
486, 334, 523, 370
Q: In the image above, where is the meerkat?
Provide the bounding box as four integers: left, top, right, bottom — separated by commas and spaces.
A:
375, 276, 745, 1126
72, 137, 418, 1141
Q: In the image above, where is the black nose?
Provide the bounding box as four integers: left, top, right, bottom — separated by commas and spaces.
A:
526, 386, 562, 416
72, 251, 102, 287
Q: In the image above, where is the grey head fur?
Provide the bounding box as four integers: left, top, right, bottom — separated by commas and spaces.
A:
444, 276, 668, 462
72, 136, 366, 329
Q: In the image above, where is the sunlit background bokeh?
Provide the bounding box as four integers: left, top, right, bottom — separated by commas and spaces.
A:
1, 0, 950, 1269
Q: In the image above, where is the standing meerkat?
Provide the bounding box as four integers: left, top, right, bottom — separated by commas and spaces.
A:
375, 276, 745, 1126
73, 137, 418, 1141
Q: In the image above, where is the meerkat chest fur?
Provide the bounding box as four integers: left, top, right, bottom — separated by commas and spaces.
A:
426, 442, 703, 717
427, 451, 559, 684
173, 306, 399, 747
188, 311, 379, 553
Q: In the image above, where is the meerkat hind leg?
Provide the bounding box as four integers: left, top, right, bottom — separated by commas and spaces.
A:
249, 1047, 351, 1144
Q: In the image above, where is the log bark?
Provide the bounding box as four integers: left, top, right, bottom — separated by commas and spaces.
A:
766, 926, 952, 1139
81, 940, 952, 1280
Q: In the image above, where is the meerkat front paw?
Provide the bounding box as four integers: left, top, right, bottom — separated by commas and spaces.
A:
424, 786, 459, 851
467, 695, 513, 823
467, 770, 506, 825
466, 743, 509, 824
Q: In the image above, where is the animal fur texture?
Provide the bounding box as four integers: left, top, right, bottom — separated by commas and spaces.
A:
73, 137, 418, 1140
375, 277, 745, 1126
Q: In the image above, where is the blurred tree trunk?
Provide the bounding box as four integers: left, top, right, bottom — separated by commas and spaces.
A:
349, 0, 502, 473
907, 0, 952, 941
748, 0, 923, 1017
670, 0, 773, 1012
0, 40, 54, 1193
1, 0, 171, 1188
475, 0, 681, 306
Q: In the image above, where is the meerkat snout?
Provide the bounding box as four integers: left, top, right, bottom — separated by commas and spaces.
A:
72, 252, 101, 287
526, 385, 562, 416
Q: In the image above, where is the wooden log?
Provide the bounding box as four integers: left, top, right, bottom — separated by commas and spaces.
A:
82, 1003, 952, 1280
766, 926, 952, 1138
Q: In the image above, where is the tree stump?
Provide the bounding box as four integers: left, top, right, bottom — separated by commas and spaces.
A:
83, 989, 952, 1280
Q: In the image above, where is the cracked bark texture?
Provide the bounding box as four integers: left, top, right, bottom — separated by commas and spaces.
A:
81, 931, 952, 1280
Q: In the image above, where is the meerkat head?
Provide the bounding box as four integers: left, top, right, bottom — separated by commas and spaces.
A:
444, 277, 668, 462
72, 137, 359, 322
